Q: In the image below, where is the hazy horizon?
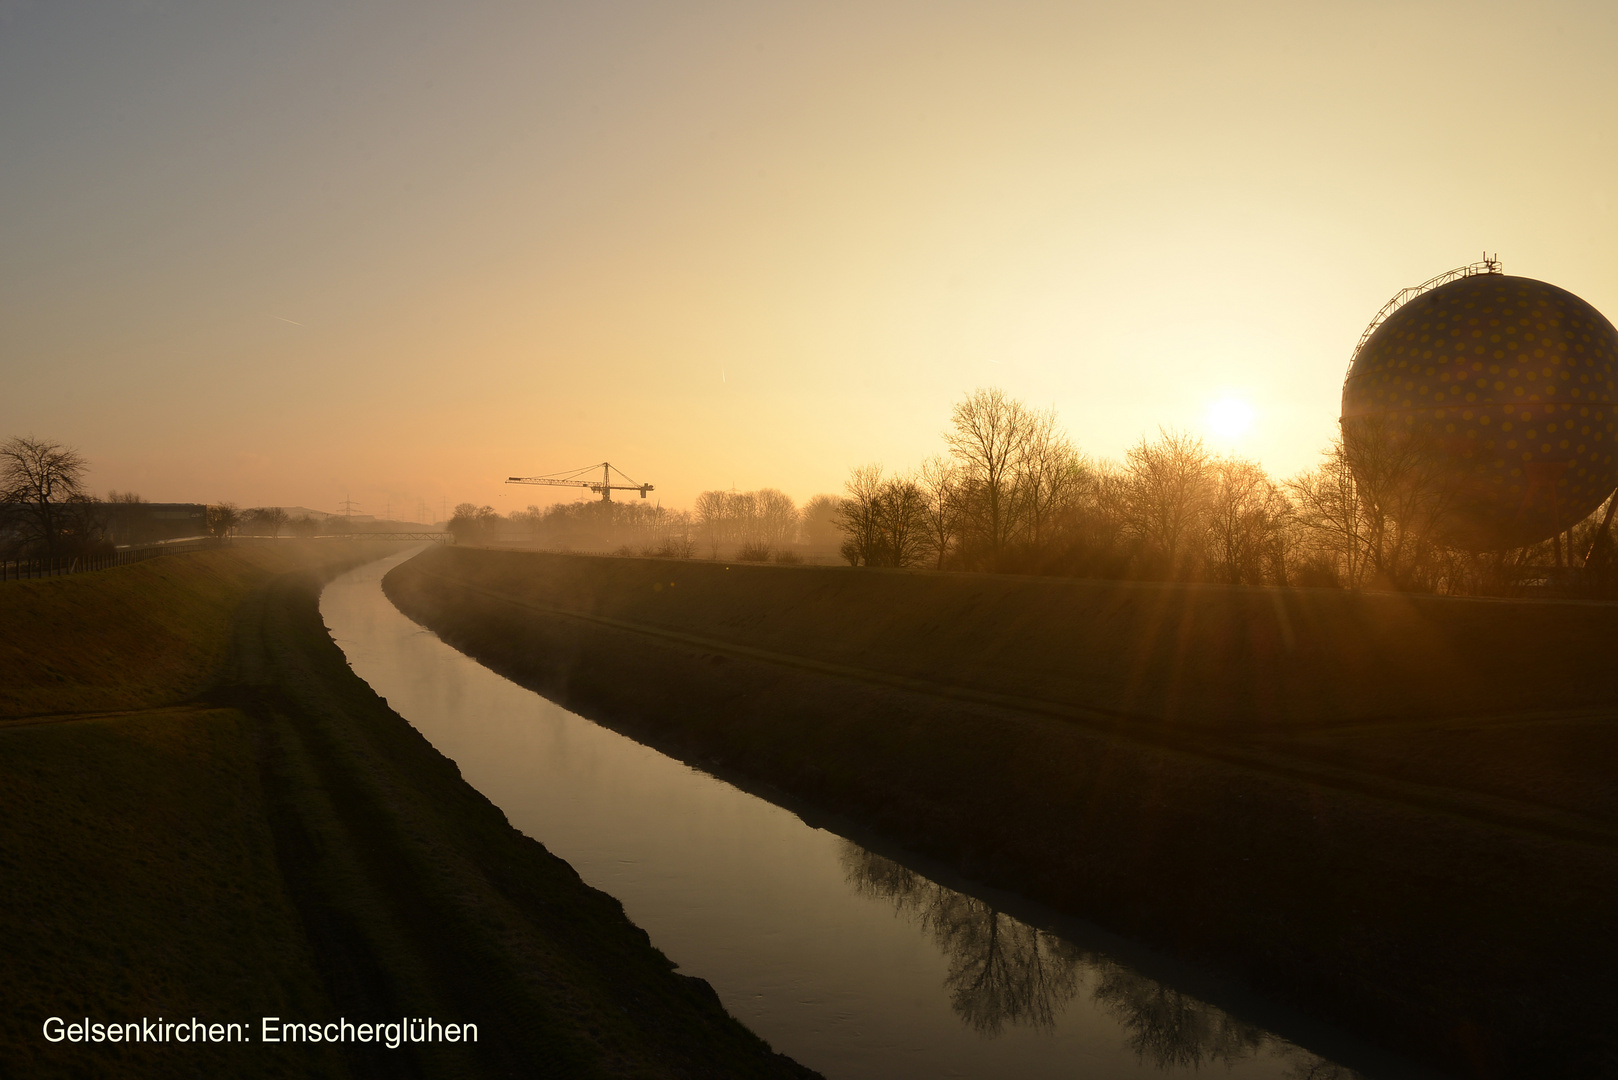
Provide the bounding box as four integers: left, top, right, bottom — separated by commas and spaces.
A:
6, 0, 1617, 516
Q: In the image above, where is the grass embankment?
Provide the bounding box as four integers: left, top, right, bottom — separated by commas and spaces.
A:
386, 545, 1618, 1080
0, 543, 815, 1079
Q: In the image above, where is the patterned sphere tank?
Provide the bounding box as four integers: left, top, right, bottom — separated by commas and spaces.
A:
1341, 273, 1618, 550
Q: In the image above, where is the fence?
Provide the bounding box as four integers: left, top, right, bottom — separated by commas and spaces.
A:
0, 534, 444, 584
0, 538, 217, 582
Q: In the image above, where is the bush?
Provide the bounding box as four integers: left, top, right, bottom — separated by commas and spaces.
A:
659, 537, 697, 559
736, 541, 773, 562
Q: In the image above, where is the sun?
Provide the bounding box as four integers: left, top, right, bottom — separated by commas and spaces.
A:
1206, 397, 1254, 441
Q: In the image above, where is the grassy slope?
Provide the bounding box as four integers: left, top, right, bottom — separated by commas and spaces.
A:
0, 546, 306, 719
0, 544, 814, 1079
386, 546, 1618, 1080
1, 705, 346, 1079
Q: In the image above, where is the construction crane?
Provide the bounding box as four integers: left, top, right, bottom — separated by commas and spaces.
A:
506, 462, 654, 502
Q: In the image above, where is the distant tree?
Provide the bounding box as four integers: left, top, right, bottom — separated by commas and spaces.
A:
837, 466, 886, 566
1080, 459, 1132, 566
917, 456, 963, 570
106, 490, 146, 504
798, 495, 844, 552
691, 488, 797, 558
874, 474, 930, 568
447, 503, 478, 543
205, 502, 241, 540
1121, 428, 1211, 578
1205, 458, 1291, 585
509, 504, 546, 540
836, 465, 929, 568
945, 389, 1036, 571
754, 488, 798, 551
247, 506, 290, 538
0, 436, 94, 557
1288, 438, 1364, 587
694, 490, 732, 558
288, 514, 321, 538
1016, 411, 1086, 567
1339, 418, 1459, 589
647, 506, 697, 558
446, 503, 501, 545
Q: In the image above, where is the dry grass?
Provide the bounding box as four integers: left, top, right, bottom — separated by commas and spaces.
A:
0, 545, 341, 718
0, 707, 343, 1077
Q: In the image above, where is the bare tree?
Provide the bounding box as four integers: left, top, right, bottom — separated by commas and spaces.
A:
1060, 460, 1134, 574
694, 488, 798, 559
754, 488, 798, 552
726, 491, 762, 554
247, 506, 290, 537
875, 474, 931, 568
799, 494, 844, 553
837, 465, 887, 566
945, 388, 1036, 571
694, 490, 731, 557
1122, 428, 1212, 578
836, 466, 929, 567
1288, 438, 1364, 587
647, 506, 697, 558
0, 436, 94, 557
1017, 410, 1087, 567
447, 503, 501, 545
1206, 458, 1291, 585
205, 502, 241, 540
917, 456, 963, 570
1340, 417, 1459, 588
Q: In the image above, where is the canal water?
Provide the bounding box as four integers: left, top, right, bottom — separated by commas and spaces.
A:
320, 550, 1424, 1080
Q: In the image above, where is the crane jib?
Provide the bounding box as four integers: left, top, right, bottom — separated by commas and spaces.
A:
505, 463, 654, 502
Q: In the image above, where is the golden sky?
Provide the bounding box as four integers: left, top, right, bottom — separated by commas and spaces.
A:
4, 1, 1617, 519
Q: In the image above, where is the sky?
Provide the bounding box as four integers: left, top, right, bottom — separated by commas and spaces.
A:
4, 0, 1617, 520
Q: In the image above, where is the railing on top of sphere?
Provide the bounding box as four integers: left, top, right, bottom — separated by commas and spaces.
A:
1344, 254, 1503, 382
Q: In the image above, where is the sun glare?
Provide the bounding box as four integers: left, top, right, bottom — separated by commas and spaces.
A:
1206, 397, 1254, 441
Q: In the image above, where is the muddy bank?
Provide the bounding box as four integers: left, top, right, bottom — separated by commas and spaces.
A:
385, 545, 1618, 1080
0, 544, 815, 1078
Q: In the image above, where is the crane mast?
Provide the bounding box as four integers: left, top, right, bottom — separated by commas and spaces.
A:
506, 461, 654, 502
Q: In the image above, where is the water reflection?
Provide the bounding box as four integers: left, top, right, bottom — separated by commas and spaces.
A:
1091, 962, 1267, 1068
840, 841, 1362, 1079
325, 552, 1400, 1079
840, 842, 1081, 1036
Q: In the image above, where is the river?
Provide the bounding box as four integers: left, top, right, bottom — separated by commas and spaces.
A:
320, 549, 1429, 1080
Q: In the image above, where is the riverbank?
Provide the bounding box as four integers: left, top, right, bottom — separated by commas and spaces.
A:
384, 545, 1618, 1080
0, 543, 815, 1078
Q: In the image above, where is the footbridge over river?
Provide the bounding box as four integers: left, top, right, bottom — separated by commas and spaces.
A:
316, 531, 451, 542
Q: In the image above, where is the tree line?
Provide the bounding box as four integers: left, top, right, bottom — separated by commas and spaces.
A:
0, 435, 310, 559
17, 393, 1610, 595
833, 388, 1617, 594
447, 489, 845, 562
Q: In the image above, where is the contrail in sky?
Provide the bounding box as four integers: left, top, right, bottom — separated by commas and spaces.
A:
274, 316, 305, 326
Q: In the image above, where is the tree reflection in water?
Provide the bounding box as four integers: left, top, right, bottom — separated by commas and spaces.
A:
839, 841, 1079, 1036
838, 841, 1361, 1078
